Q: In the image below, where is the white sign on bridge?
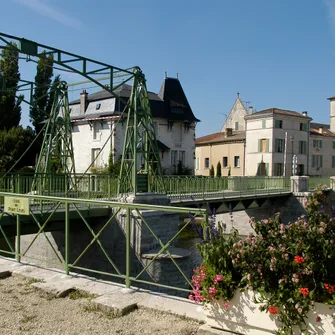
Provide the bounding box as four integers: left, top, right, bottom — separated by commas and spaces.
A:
4, 197, 30, 215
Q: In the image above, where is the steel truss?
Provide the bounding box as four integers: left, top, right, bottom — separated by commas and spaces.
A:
0, 32, 164, 195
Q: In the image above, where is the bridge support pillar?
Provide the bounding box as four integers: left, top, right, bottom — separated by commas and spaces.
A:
290, 176, 309, 193
115, 193, 193, 296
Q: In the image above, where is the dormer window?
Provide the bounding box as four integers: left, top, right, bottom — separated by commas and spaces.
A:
96, 103, 101, 110
171, 107, 184, 114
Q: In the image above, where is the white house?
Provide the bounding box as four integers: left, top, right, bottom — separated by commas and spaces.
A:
68, 77, 199, 174
245, 108, 311, 176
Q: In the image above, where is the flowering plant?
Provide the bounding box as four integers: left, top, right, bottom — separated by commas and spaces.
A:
189, 187, 335, 335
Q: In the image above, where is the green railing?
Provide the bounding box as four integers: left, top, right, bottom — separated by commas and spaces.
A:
153, 176, 291, 200
0, 174, 294, 202
0, 192, 207, 294
308, 176, 331, 190
0, 173, 119, 200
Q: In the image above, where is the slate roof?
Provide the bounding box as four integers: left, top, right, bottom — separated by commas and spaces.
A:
247, 108, 312, 119
196, 131, 246, 145
69, 78, 199, 123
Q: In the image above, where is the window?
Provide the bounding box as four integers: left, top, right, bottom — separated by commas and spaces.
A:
195, 157, 199, 170
259, 138, 269, 152
179, 150, 185, 166
298, 164, 304, 176
298, 141, 307, 155
274, 139, 285, 153
171, 107, 184, 114
93, 121, 100, 140
333, 156, 335, 169
205, 158, 210, 169
300, 123, 307, 131
312, 155, 323, 168
91, 148, 102, 168
274, 163, 283, 176
96, 103, 101, 110
333, 141, 335, 150
171, 150, 178, 166
262, 120, 266, 129
234, 156, 240, 168
235, 122, 239, 130
223, 156, 228, 168
184, 122, 191, 132
167, 120, 174, 132
153, 121, 158, 136
274, 120, 283, 129
313, 140, 322, 149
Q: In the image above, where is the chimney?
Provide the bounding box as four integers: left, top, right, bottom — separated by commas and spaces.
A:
319, 127, 323, 134
328, 96, 335, 132
302, 111, 308, 117
80, 89, 88, 114
225, 128, 233, 137
248, 106, 253, 114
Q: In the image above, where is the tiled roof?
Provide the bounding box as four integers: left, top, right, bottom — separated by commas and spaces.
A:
247, 108, 311, 119
196, 131, 245, 145
310, 127, 335, 137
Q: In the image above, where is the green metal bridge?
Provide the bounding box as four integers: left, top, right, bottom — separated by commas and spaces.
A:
0, 31, 331, 296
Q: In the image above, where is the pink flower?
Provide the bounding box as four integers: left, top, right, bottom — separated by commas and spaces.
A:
214, 274, 224, 283
247, 274, 252, 281
209, 287, 218, 295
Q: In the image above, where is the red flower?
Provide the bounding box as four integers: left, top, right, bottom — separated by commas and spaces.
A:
324, 283, 335, 294
316, 316, 322, 322
268, 306, 278, 314
294, 256, 305, 264
300, 287, 309, 296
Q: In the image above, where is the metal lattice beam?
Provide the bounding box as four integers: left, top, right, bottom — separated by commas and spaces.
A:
0, 32, 165, 196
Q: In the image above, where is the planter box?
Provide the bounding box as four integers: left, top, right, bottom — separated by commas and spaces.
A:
204, 291, 335, 335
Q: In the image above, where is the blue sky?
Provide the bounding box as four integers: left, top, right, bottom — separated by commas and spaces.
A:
1, 0, 335, 137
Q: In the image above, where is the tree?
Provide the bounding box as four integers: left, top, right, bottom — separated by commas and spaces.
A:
216, 161, 222, 177
30, 51, 54, 134
0, 126, 36, 173
45, 74, 61, 117
210, 164, 215, 177
0, 42, 22, 129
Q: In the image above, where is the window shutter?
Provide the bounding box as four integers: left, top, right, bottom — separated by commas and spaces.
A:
320, 140, 323, 148
312, 155, 316, 168
258, 139, 261, 152
273, 163, 278, 176
274, 120, 278, 128
320, 155, 323, 167
257, 163, 260, 176
265, 163, 269, 176
266, 139, 270, 152
262, 120, 266, 129
303, 124, 307, 131
275, 139, 278, 152
333, 141, 335, 149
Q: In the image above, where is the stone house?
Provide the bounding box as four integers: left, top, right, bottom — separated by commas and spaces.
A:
195, 130, 245, 176
68, 77, 199, 174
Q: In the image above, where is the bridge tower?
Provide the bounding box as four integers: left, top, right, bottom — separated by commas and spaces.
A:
0, 32, 164, 196
32, 81, 76, 193
119, 67, 163, 194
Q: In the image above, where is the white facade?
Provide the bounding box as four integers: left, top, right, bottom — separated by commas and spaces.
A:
245, 110, 311, 176
221, 96, 249, 131
69, 79, 198, 174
